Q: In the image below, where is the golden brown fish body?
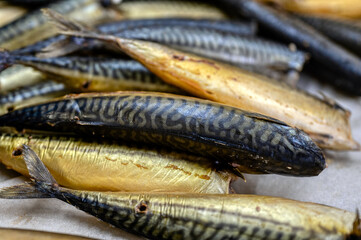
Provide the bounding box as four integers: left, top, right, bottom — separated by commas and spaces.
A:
0, 3, 26, 28
0, 145, 359, 240
61, 27, 358, 150
0, 133, 231, 193
0, 65, 45, 93
115, 1, 228, 20
34, 191, 361, 240
257, 0, 361, 19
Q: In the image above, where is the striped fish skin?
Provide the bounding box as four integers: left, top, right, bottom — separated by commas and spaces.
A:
0, 80, 66, 115
0, 92, 326, 176
99, 18, 257, 36
298, 15, 361, 55
87, 34, 355, 150
18, 28, 304, 73
13, 18, 256, 56
0, 133, 231, 193
220, 0, 361, 95
0, 0, 109, 50
1, 55, 180, 93
0, 80, 65, 105
28, 24, 304, 72
50, 191, 357, 240
106, 26, 304, 71
1, 146, 358, 240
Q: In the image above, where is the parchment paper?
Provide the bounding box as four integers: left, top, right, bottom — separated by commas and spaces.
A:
0, 75, 359, 239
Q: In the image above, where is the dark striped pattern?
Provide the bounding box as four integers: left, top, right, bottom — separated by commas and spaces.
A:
0, 93, 325, 176
7, 56, 178, 92
53, 190, 334, 240
0, 0, 89, 45
14, 57, 163, 84
99, 18, 256, 36
116, 27, 307, 71
0, 81, 65, 104
13, 18, 256, 56
10, 18, 305, 72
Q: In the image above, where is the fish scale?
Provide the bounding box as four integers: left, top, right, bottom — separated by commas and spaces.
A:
0, 92, 325, 176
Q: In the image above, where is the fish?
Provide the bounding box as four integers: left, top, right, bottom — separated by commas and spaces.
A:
112, 0, 228, 20
36, 17, 304, 73
0, 80, 67, 115
13, 18, 257, 57
220, 0, 361, 96
0, 144, 359, 240
0, 227, 94, 240
0, 53, 182, 93
297, 15, 361, 56
0, 133, 231, 193
1, 39, 304, 84
257, 0, 361, 19
49, 9, 359, 150
304, 62, 361, 96
0, 65, 45, 93
0, 2, 26, 28
0, 0, 116, 51
103, 26, 305, 72
0, 92, 326, 176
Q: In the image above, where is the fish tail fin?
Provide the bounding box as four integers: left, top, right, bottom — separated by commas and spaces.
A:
0, 183, 51, 199
0, 48, 15, 72
42, 8, 116, 44
348, 210, 361, 239
0, 145, 58, 200
36, 38, 84, 58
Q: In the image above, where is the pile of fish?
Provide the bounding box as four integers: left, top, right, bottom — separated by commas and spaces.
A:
0, 0, 360, 239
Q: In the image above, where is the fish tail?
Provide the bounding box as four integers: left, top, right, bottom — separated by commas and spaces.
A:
0, 48, 15, 72
348, 210, 361, 239
0, 145, 58, 200
42, 8, 116, 44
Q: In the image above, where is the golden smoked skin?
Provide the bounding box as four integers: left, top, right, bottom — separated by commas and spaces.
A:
257, 0, 361, 19
116, 1, 228, 20
36, 189, 361, 239
0, 134, 231, 193
96, 36, 359, 150
0, 65, 45, 93
0, 3, 26, 28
